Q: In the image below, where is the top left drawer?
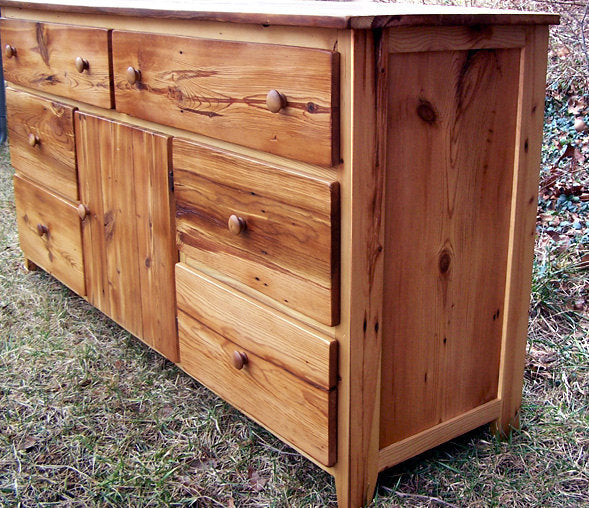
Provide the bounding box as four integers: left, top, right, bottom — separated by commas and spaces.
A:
0, 19, 112, 108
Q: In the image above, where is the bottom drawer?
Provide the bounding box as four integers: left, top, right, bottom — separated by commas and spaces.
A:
176, 263, 337, 467
13, 175, 85, 295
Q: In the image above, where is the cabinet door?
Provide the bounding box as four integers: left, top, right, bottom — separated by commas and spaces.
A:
75, 112, 178, 361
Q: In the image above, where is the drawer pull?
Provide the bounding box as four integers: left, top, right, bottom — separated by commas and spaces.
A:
4, 44, 16, 59
126, 66, 141, 85
77, 204, 90, 220
266, 89, 287, 113
228, 214, 246, 235
75, 56, 89, 73
232, 351, 248, 370
28, 133, 40, 147
36, 224, 48, 237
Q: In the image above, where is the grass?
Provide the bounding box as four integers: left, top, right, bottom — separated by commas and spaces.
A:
1, 1, 588, 505
1, 148, 587, 507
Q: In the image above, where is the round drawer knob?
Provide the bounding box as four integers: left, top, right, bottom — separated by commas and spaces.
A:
232, 351, 248, 370
228, 215, 246, 235
77, 203, 90, 220
4, 44, 16, 59
75, 56, 89, 73
28, 133, 40, 147
36, 224, 48, 237
126, 66, 141, 85
266, 89, 287, 113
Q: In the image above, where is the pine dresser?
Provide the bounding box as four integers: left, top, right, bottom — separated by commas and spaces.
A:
0, 1, 558, 505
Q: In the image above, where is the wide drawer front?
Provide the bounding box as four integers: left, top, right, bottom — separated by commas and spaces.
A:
6, 87, 78, 200
112, 30, 339, 167
174, 139, 340, 326
0, 18, 112, 108
13, 175, 85, 295
176, 263, 337, 466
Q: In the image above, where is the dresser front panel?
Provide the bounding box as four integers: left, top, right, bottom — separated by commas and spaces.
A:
174, 138, 340, 326
176, 262, 337, 467
112, 30, 339, 166
13, 175, 85, 295
6, 87, 78, 200
0, 18, 113, 108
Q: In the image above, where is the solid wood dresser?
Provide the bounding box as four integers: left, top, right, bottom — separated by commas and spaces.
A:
0, 1, 558, 505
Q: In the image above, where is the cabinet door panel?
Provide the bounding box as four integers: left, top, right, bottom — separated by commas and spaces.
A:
75, 112, 178, 361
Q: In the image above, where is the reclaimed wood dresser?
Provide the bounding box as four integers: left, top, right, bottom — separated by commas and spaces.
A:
0, 1, 558, 505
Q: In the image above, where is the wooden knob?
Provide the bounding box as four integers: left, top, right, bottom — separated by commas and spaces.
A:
28, 133, 39, 147
126, 66, 141, 85
232, 351, 248, 370
36, 224, 48, 236
4, 44, 16, 59
228, 215, 246, 235
266, 89, 287, 113
77, 203, 90, 220
75, 56, 89, 73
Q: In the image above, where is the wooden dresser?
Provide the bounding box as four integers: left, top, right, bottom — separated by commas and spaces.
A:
0, 1, 558, 505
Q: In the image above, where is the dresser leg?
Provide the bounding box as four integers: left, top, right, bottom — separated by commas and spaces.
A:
24, 258, 38, 272
334, 465, 379, 508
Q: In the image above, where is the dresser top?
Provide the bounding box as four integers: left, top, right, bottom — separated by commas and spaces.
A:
0, 0, 559, 29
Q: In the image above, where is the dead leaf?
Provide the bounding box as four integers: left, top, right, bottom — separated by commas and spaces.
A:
247, 466, 268, 492
158, 405, 173, 419
568, 96, 587, 116
574, 118, 588, 132
556, 45, 570, 58
18, 436, 38, 451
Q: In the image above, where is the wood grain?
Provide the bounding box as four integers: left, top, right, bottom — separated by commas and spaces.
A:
178, 307, 337, 467
492, 26, 550, 437
112, 30, 339, 166
6, 87, 78, 200
379, 47, 521, 447
76, 112, 178, 360
174, 139, 340, 326
176, 263, 337, 390
0, 18, 112, 108
0, 1, 561, 29
384, 25, 526, 53
332, 29, 385, 508
379, 399, 502, 470
132, 128, 178, 361
13, 174, 85, 295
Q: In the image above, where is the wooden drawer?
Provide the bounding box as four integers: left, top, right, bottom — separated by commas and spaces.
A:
13, 175, 85, 296
112, 30, 339, 166
176, 263, 337, 466
0, 18, 112, 108
6, 87, 78, 200
174, 139, 340, 326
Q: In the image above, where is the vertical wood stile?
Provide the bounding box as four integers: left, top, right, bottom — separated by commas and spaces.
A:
493, 25, 550, 436
334, 28, 385, 507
